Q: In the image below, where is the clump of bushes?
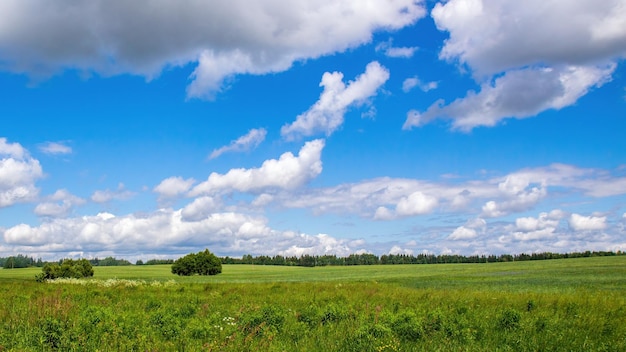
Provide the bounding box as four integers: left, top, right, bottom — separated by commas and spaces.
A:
171, 249, 222, 276
35, 259, 94, 282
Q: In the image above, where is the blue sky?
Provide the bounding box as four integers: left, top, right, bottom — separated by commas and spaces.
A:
1, 0, 625, 261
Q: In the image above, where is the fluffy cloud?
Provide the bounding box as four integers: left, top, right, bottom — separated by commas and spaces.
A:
34, 189, 85, 218
395, 191, 438, 217
191, 139, 324, 195
2, 208, 359, 258
266, 163, 626, 223
154, 177, 196, 199
432, 0, 626, 75
91, 183, 135, 203
402, 76, 438, 93
181, 196, 222, 222
448, 218, 486, 240
404, 0, 626, 131
507, 210, 564, 241
0, 138, 43, 207
281, 62, 390, 140
569, 213, 607, 231
404, 65, 615, 131
209, 128, 267, 160
38, 141, 72, 155
0, 0, 424, 99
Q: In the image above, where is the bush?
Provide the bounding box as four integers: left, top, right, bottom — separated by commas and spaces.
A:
171, 249, 222, 276
36, 259, 94, 282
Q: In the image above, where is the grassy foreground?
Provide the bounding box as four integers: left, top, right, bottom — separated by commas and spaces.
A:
1, 256, 625, 351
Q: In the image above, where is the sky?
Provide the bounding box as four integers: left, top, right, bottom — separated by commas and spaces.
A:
1, 0, 625, 261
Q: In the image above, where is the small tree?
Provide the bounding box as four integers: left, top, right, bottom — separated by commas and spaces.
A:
171, 249, 222, 276
36, 259, 94, 282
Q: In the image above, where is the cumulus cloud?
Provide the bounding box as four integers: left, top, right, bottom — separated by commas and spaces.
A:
0, 0, 424, 99
266, 163, 626, 223
2, 208, 359, 258
209, 128, 266, 160
432, 0, 626, 75
281, 62, 390, 140
448, 218, 486, 240
191, 139, 324, 195
402, 76, 438, 93
404, 65, 615, 131
38, 141, 72, 155
154, 177, 196, 199
34, 189, 85, 218
395, 191, 438, 217
388, 245, 414, 255
569, 213, 607, 231
91, 183, 135, 203
507, 210, 564, 241
404, 0, 626, 131
181, 196, 222, 222
0, 138, 43, 207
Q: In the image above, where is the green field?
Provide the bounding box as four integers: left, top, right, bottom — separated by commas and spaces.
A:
1, 256, 625, 351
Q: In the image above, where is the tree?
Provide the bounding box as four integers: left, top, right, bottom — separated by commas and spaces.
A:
171, 249, 222, 276
36, 259, 94, 282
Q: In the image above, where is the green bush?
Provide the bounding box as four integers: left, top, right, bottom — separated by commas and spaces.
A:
36, 259, 94, 282
171, 249, 222, 276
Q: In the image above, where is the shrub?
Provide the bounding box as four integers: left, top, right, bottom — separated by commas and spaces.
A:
171, 249, 222, 276
36, 259, 94, 282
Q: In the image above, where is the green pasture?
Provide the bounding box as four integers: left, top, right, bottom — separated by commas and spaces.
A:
1, 256, 625, 351
4, 255, 626, 292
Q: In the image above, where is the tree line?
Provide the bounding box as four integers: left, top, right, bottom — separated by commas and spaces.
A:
2, 250, 623, 270
221, 250, 624, 267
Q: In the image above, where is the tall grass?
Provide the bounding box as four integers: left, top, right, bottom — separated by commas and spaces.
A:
1, 256, 624, 351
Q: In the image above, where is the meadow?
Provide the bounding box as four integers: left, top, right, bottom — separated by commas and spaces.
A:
1, 256, 625, 351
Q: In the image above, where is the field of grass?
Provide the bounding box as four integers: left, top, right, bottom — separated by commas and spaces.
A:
1, 256, 625, 351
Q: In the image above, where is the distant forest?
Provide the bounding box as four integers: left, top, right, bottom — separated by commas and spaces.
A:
221, 250, 624, 267
1, 250, 623, 269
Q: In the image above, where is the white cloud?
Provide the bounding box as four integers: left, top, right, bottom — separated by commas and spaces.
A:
403, 0, 626, 132
388, 245, 414, 255
266, 163, 626, 223
38, 141, 72, 155
209, 128, 267, 160
515, 212, 561, 232
2, 208, 359, 257
91, 183, 135, 203
191, 139, 324, 195
432, 0, 626, 75
448, 226, 477, 240
281, 62, 390, 140
448, 218, 486, 240
181, 196, 221, 222
279, 234, 358, 257
481, 186, 546, 218
376, 39, 419, 58
34, 189, 85, 218
402, 76, 438, 93
0, 138, 26, 159
153, 177, 196, 199
0, 0, 424, 99
508, 211, 564, 241
0, 138, 43, 207
569, 213, 607, 231
404, 65, 615, 131
395, 191, 438, 216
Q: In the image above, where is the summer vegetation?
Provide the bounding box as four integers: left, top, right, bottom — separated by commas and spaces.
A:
34, 259, 94, 282
0, 256, 624, 350
171, 249, 222, 276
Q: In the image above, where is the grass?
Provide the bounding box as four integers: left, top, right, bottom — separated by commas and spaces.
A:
1, 256, 625, 351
